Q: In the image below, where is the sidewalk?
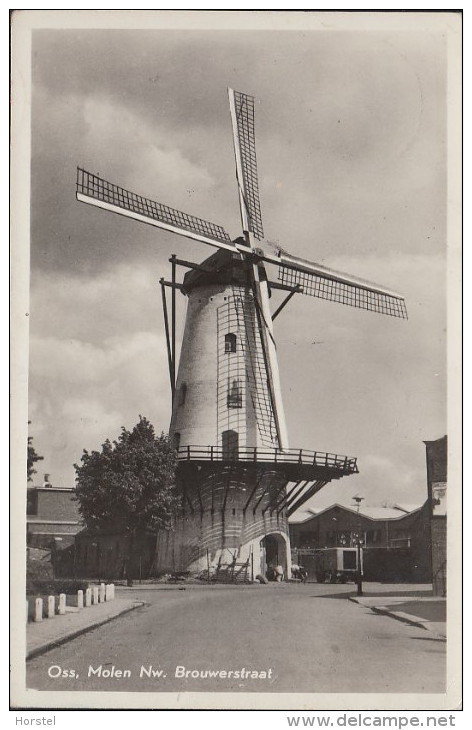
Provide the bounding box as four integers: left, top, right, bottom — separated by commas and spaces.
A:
349, 594, 446, 639
27, 598, 145, 660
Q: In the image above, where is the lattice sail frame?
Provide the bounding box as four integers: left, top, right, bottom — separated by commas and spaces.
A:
217, 289, 278, 450
76, 168, 233, 247
278, 264, 408, 319
230, 91, 264, 241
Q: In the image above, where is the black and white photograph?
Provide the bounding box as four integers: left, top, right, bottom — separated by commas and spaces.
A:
10, 10, 462, 712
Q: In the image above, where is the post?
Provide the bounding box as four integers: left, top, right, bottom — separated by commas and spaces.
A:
58, 593, 66, 615
206, 548, 210, 584
34, 598, 43, 622
356, 537, 362, 596
160, 278, 174, 400
77, 590, 84, 609
171, 253, 176, 399
99, 583, 106, 602
251, 546, 254, 583
47, 595, 55, 618
85, 587, 92, 607
352, 495, 364, 597
92, 586, 99, 604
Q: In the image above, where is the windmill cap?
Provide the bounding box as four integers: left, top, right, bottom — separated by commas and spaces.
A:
182, 248, 251, 294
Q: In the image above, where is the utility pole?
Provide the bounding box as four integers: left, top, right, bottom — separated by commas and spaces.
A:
352, 495, 364, 596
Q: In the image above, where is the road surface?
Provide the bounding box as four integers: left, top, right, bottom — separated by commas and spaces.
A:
26, 583, 445, 694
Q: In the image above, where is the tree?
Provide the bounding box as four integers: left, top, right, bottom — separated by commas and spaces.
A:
74, 417, 179, 557
27, 423, 44, 482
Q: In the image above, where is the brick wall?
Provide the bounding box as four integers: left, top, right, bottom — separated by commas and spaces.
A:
27, 487, 82, 548
424, 436, 447, 596
431, 517, 447, 596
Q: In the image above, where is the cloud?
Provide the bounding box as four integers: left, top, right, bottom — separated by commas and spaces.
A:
28, 262, 175, 486
26, 27, 449, 506
81, 95, 215, 196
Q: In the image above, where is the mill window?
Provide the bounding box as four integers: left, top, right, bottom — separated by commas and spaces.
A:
227, 378, 242, 408
225, 333, 237, 353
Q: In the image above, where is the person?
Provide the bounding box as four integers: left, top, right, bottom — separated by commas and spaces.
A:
275, 564, 284, 582
292, 564, 308, 583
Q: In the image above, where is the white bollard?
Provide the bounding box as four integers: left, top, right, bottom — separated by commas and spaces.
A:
34, 597, 43, 622
77, 590, 84, 609
58, 593, 66, 615
47, 596, 55, 618
99, 582, 106, 603
92, 586, 99, 604
110, 583, 115, 600
105, 584, 112, 601
85, 587, 92, 607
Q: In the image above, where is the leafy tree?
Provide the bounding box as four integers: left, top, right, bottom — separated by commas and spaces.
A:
74, 416, 179, 536
27, 423, 44, 482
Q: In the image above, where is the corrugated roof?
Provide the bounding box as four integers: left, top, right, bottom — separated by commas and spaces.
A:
289, 502, 423, 523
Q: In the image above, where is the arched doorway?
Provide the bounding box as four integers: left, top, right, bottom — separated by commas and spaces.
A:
260, 532, 288, 580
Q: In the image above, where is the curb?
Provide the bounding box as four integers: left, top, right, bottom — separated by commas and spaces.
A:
370, 606, 446, 639
26, 601, 145, 661
348, 597, 446, 639
370, 605, 428, 630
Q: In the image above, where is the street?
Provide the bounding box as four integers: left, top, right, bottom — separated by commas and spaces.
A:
26, 583, 445, 694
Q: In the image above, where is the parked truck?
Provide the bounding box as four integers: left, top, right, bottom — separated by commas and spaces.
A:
313, 547, 362, 583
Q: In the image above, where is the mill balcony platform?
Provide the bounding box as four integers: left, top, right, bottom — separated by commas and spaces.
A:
176, 445, 358, 482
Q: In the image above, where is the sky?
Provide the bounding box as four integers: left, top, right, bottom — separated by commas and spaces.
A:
25, 15, 451, 512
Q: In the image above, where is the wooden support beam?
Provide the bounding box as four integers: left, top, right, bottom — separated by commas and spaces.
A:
171, 254, 176, 398
283, 481, 313, 513
160, 280, 184, 291
183, 490, 195, 515
222, 467, 233, 515
252, 474, 271, 515
193, 466, 205, 517
243, 471, 263, 514
267, 280, 303, 293
287, 480, 329, 517
277, 480, 307, 515
271, 480, 301, 514
170, 256, 212, 273
262, 479, 288, 516
270, 479, 291, 511
272, 285, 302, 321
159, 278, 174, 401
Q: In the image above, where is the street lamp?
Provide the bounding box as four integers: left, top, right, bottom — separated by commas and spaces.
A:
352, 495, 364, 596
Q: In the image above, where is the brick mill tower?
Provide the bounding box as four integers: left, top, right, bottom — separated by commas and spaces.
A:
76, 89, 407, 580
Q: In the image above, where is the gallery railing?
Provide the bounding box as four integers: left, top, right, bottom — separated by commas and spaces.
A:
176, 445, 358, 474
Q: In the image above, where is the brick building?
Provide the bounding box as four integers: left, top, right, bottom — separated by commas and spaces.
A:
289, 502, 431, 582
26, 485, 82, 549
425, 435, 447, 596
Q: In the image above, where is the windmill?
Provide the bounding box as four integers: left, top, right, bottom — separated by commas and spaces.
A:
76, 89, 407, 581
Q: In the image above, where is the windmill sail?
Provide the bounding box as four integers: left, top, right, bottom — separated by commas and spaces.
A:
228, 89, 264, 240
76, 167, 236, 251
277, 251, 408, 319
217, 291, 278, 449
